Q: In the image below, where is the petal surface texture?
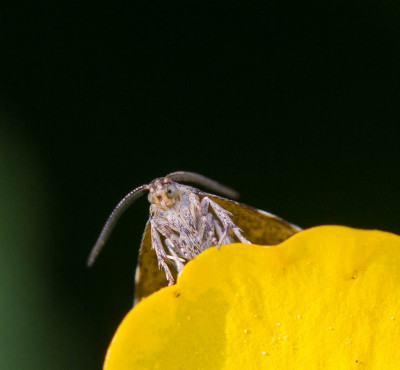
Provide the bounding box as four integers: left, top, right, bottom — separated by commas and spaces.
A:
104, 226, 400, 369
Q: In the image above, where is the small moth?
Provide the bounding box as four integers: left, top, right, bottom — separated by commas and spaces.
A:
88, 171, 301, 304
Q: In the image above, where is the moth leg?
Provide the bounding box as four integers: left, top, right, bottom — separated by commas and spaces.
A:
189, 192, 202, 228
206, 212, 219, 245
155, 216, 196, 261
178, 193, 196, 233
152, 215, 195, 270
186, 192, 209, 251
209, 198, 250, 244
151, 216, 182, 252
232, 229, 251, 244
187, 194, 207, 251
214, 219, 235, 245
198, 198, 218, 247
165, 238, 186, 274
150, 222, 175, 285
204, 197, 251, 246
176, 193, 203, 256
164, 238, 186, 261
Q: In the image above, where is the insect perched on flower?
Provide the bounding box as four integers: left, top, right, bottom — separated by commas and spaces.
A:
88, 171, 301, 304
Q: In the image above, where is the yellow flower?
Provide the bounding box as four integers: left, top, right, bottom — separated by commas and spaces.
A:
104, 226, 400, 369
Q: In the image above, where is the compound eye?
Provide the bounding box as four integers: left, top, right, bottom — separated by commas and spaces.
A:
147, 192, 154, 204
166, 183, 178, 199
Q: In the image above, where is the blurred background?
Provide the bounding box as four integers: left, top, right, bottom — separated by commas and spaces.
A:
1, 2, 399, 369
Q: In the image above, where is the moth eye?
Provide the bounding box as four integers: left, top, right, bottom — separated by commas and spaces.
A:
147, 192, 154, 204
166, 183, 178, 199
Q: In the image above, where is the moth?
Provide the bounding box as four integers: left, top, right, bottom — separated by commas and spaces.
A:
88, 171, 301, 304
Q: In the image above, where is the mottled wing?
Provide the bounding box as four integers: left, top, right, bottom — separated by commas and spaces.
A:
134, 220, 170, 305
198, 191, 302, 245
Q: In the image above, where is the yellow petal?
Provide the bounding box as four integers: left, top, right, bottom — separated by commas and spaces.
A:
104, 226, 400, 369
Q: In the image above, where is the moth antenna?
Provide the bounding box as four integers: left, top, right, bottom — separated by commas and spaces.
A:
87, 185, 149, 267
166, 171, 239, 200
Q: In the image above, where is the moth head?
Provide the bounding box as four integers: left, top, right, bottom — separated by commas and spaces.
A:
148, 177, 179, 209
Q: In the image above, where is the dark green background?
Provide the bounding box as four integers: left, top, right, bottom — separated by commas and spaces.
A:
1, 2, 399, 369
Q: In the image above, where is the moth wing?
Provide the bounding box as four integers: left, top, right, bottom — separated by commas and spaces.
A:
198, 191, 301, 245
134, 191, 301, 304
134, 220, 169, 305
